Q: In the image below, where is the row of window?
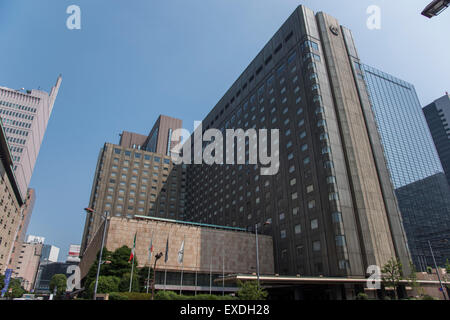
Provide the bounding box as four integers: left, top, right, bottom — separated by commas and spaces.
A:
1, 117, 32, 129
0, 100, 37, 113
0, 108, 35, 121
3, 126, 29, 137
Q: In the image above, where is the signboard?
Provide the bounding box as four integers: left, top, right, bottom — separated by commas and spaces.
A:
1, 269, 13, 298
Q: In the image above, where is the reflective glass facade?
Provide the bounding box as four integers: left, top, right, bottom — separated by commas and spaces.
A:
362, 65, 443, 188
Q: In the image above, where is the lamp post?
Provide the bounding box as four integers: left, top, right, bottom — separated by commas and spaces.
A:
151, 252, 163, 300
84, 207, 109, 301
427, 239, 448, 300
255, 220, 271, 289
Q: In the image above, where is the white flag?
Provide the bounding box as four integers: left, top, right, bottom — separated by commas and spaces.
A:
178, 240, 185, 264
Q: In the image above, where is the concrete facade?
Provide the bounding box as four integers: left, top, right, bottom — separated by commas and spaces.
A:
12, 242, 42, 291
80, 143, 187, 253
9, 188, 35, 270
185, 5, 411, 277
0, 120, 24, 273
0, 76, 61, 198
80, 216, 274, 281
144, 115, 182, 156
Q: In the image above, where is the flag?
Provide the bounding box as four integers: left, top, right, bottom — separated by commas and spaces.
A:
148, 236, 154, 262
178, 239, 185, 264
164, 236, 169, 263
129, 233, 137, 262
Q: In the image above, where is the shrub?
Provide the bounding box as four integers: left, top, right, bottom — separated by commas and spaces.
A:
356, 293, 369, 300
421, 295, 436, 300
108, 292, 129, 300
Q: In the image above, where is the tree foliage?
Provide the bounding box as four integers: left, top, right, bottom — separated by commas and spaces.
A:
381, 258, 403, 299
87, 276, 120, 295
0, 274, 27, 298
83, 246, 141, 297
49, 274, 67, 297
236, 280, 268, 300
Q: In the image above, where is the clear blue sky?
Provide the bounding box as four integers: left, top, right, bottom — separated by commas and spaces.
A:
0, 0, 448, 261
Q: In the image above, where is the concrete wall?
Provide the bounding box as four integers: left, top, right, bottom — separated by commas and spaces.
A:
81, 217, 274, 279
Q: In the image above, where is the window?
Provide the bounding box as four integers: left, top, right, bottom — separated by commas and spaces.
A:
295, 224, 301, 234
332, 212, 342, 223
311, 219, 318, 230
306, 184, 314, 193
336, 235, 346, 247
279, 212, 285, 220
339, 260, 349, 270
293, 207, 299, 215
313, 241, 321, 252
329, 192, 339, 201
280, 230, 287, 239
327, 176, 336, 184
303, 157, 310, 165
308, 200, 316, 209
292, 192, 298, 200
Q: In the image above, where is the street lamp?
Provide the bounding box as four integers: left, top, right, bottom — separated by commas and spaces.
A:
422, 0, 450, 18
84, 207, 109, 301
427, 239, 449, 300
254, 220, 271, 289
151, 252, 163, 300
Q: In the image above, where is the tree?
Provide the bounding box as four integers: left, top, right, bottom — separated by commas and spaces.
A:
83, 246, 139, 297
407, 261, 424, 298
49, 274, 67, 298
444, 259, 450, 286
0, 274, 27, 299
381, 258, 403, 299
119, 272, 140, 292
87, 276, 120, 295
236, 280, 268, 300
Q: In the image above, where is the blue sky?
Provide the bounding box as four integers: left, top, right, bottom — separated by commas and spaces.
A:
0, 0, 448, 261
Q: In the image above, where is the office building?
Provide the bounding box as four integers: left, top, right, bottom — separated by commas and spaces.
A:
12, 241, 43, 291
396, 173, 450, 268
34, 261, 78, 293
0, 120, 24, 273
184, 5, 411, 277
40, 244, 60, 263
9, 188, 36, 270
362, 65, 443, 188
80, 123, 187, 254
0, 76, 61, 198
26, 235, 45, 244
142, 115, 182, 156
66, 244, 80, 263
363, 65, 450, 268
423, 94, 450, 186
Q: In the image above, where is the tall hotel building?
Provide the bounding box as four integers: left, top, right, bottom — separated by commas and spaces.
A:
80, 116, 185, 254
362, 66, 450, 268
0, 76, 62, 198
184, 5, 411, 277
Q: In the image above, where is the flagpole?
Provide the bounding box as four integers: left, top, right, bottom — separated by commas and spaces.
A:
164, 267, 167, 291
129, 252, 135, 292
179, 235, 185, 295
164, 234, 169, 291
129, 233, 137, 292
209, 255, 212, 295
222, 241, 225, 296
146, 233, 153, 294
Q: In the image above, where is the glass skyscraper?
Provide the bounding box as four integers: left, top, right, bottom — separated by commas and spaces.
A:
363, 65, 450, 268
362, 65, 442, 189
